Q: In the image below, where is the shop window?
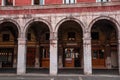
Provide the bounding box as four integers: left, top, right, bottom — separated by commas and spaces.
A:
92, 49, 104, 59
41, 47, 49, 58
4, 0, 13, 6
93, 50, 98, 59
96, 0, 110, 2
26, 48, 35, 67
2, 34, 10, 42
27, 33, 31, 41
68, 32, 75, 40
34, 0, 44, 5
0, 48, 14, 67
45, 33, 49, 40
40, 47, 50, 68
64, 48, 81, 67
63, 0, 76, 4
91, 32, 99, 40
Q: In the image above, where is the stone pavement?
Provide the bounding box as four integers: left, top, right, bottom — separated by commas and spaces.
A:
0, 68, 119, 80
0, 74, 120, 80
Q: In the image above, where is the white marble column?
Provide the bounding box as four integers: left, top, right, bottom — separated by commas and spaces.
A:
17, 38, 26, 75
50, 32, 58, 75
35, 45, 40, 68
1, 0, 5, 6
118, 39, 120, 75
83, 31, 92, 75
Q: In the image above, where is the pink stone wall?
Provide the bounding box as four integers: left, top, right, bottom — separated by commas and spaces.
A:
0, 5, 120, 15
0, 0, 1, 5
15, 0, 31, 6
77, 0, 95, 3
0, 0, 118, 6
45, 0, 62, 5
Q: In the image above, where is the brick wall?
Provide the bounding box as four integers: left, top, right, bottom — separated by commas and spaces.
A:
45, 0, 96, 4
0, 0, 1, 5
0, 0, 119, 6
111, 0, 120, 1
15, 0, 31, 6
77, 0, 95, 3
45, 0, 62, 5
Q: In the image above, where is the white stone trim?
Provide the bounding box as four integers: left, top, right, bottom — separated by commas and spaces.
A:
31, 0, 34, 5
96, 0, 111, 2
63, 0, 76, 4
1, 0, 5, 6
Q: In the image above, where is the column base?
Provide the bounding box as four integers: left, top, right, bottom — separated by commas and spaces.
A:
84, 72, 92, 75
50, 71, 58, 76
17, 70, 26, 75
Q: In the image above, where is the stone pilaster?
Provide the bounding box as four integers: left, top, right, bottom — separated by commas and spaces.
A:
17, 38, 26, 75
83, 31, 92, 75
118, 39, 120, 75
50, 32, 58, 75
35, 45, 40, 68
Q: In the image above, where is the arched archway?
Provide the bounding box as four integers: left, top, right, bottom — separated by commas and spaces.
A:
24, 18, 52, 35
90, 18, 119, 74
57, 19, 84, 74
25, 20, 50, 74
0, 20, 19, 73
55, 17, 84, 33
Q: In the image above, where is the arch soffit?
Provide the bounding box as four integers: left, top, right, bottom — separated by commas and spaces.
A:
24, 18, 53, 34
88, 16, 120, 33
55, 17, 85, 33
0, 18, 21, 36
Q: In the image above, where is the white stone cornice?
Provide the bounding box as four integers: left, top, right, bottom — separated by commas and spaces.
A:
1, 1, 120, 10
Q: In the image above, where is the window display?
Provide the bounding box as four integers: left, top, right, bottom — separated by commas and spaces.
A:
64, 48, 81, 67
0, 48, 13, 67
40, 47, 49, 68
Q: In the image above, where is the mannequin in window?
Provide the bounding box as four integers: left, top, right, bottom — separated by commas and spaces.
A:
75, 51, 79, 58
67, 50, 71, 58
74, 50, 80, 67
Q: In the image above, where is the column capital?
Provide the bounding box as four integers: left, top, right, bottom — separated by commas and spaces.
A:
18, 38, 27, 45
83, 31, 91, 40
118, 39, 120, 43
83, 31, 91, 45
50, 32, 58, 41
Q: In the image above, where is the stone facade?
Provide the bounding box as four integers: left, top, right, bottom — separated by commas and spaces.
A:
0, 1, 120, 75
